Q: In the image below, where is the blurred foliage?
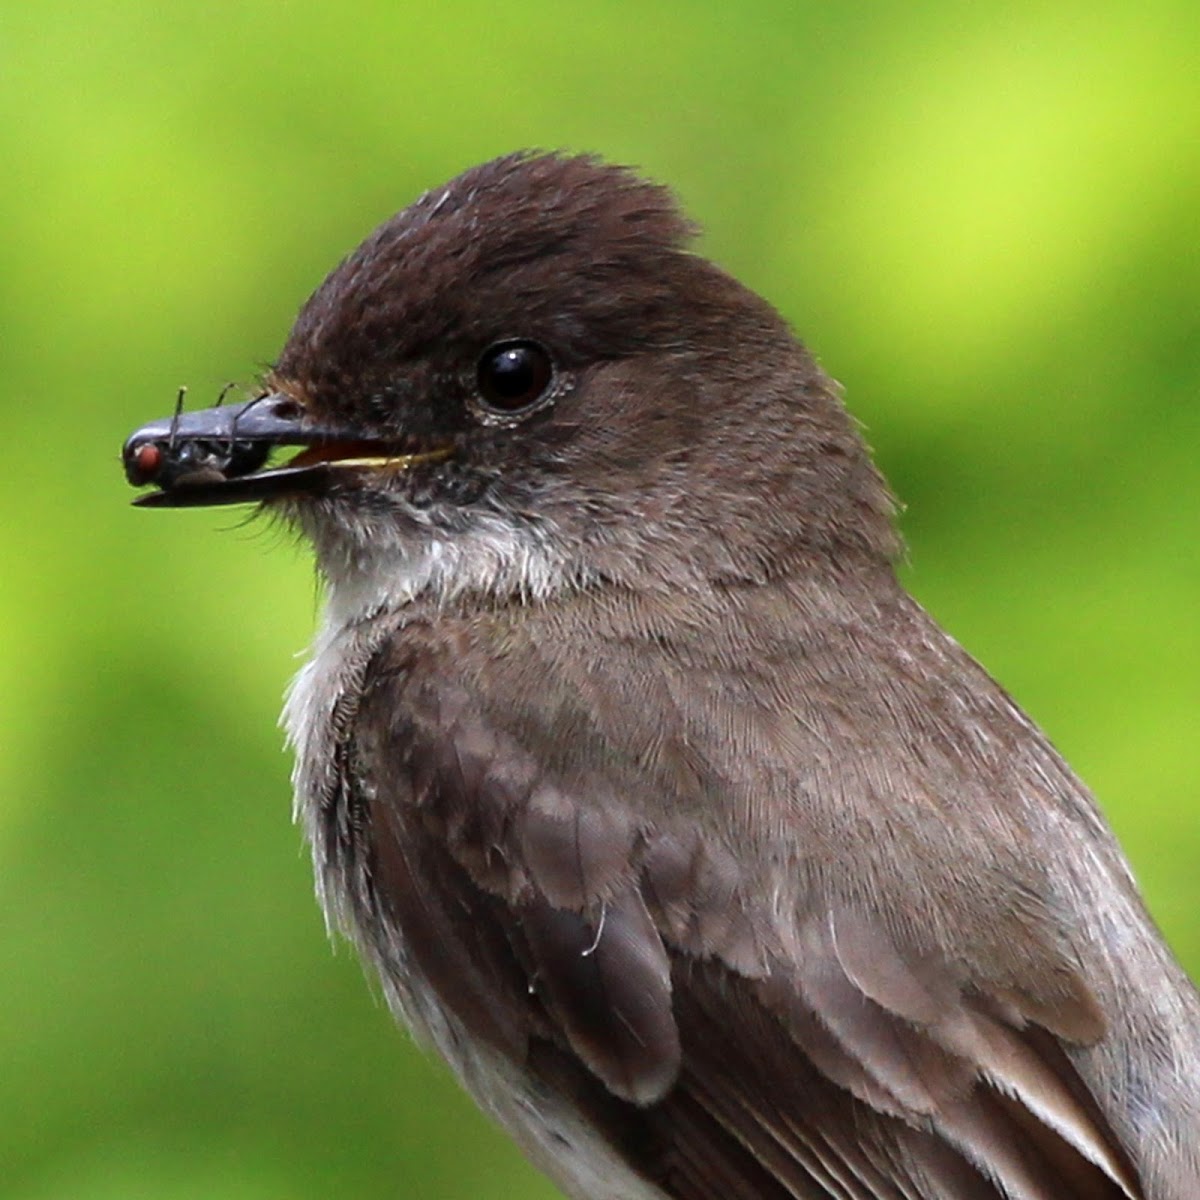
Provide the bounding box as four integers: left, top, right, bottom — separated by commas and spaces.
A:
1, 2, 1197, 1197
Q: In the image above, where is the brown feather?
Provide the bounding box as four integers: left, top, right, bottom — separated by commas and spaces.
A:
333, 621, 1158, 1198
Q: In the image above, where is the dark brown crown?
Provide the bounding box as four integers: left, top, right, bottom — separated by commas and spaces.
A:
274, 152, 726, 410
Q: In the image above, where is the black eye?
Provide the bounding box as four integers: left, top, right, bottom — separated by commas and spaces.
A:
476, 340, 554, 414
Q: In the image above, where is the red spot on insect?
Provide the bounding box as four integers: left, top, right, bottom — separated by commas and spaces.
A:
131, 443, 162, 484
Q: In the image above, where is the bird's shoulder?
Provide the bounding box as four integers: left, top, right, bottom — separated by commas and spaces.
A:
334, 582, 1153, 1199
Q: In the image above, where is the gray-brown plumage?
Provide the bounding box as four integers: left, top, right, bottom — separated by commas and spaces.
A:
123, 152, 1200, 1199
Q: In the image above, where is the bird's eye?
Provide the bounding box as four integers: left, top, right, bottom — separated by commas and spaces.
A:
476, 340, 555, 415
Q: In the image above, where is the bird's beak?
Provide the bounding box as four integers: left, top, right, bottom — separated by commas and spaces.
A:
122, 392, 452, 508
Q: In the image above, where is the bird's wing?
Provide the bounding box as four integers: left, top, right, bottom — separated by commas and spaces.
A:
343, 651, 1144, 1200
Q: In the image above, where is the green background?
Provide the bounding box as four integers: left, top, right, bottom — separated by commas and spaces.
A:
3, 3, 1197, 1197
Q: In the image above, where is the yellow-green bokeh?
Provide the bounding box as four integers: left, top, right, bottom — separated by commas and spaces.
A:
2, 3, 1197, 1198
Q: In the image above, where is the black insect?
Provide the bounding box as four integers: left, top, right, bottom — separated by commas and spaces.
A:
124, 386, 271, 490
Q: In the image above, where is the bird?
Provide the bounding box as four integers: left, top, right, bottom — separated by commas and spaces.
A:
122, 151, 1200, 1200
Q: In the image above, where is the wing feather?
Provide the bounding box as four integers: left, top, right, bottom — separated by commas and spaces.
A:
343, 652, 1145, 1200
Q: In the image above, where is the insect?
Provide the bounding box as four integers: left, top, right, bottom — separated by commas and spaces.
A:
124, 386, 272, 490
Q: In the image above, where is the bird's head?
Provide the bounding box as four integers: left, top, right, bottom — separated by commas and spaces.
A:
124, 152, 898, 615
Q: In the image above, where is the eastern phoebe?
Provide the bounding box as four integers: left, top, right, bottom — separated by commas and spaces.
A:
123, 152, 1199, 1199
